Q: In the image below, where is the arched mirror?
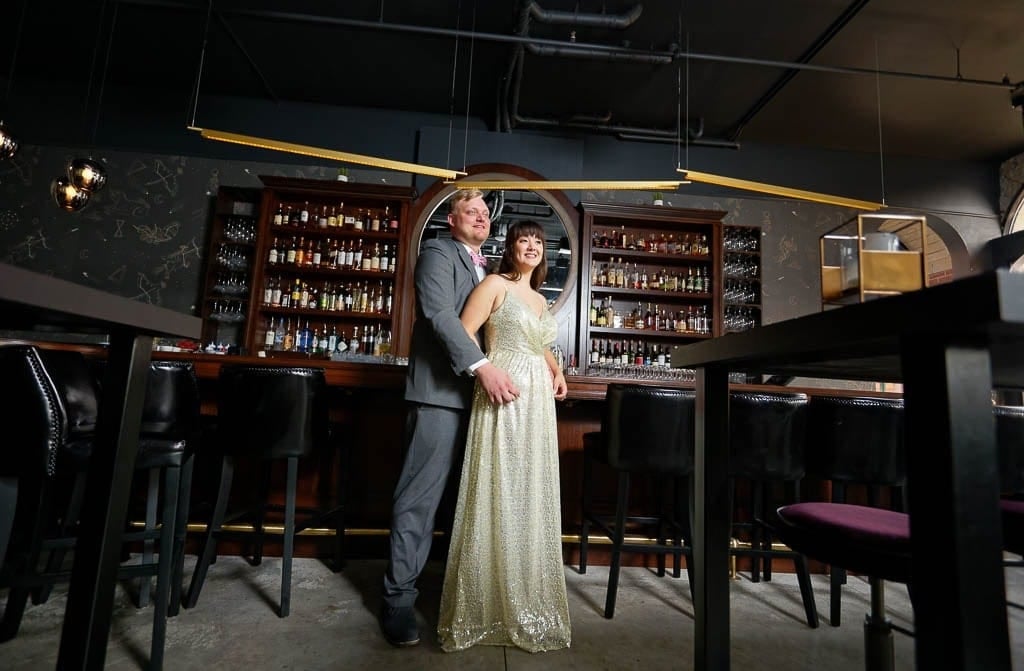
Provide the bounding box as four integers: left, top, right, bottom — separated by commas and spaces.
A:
411, 166, 579, 318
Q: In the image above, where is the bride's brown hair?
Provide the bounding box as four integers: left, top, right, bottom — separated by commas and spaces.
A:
497, 220, 547, 291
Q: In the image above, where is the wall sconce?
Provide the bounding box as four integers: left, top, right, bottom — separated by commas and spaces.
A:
68, 156, 107, 193
0, 121, 17, 160
51, 176, 90, 212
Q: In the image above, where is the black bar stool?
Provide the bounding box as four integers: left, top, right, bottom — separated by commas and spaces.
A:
184, 364, 333, 618
579, 384, 696, 618
804, 394, 905, 626
728, 391, 819, 628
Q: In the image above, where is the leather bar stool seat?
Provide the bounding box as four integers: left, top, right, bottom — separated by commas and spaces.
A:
184, 365, 333, 618
804, 395, 905, 626
777, 403, 1024, 670
579, 384, 696, 618
728, 391, 819, 628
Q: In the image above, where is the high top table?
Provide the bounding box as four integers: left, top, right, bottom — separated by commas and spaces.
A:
0, 263, 201, 669
672, 268, 1024, 671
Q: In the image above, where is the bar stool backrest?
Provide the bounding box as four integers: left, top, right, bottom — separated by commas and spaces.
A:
804, 395, 905, 486
729, 392, 809, 480
604, 384, 695, 476
996, 404, 1024, 493
0, 345, 67, 479
217, 365, 328, 459
141, 361, 200, 441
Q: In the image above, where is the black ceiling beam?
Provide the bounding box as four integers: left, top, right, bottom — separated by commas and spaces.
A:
727, 0, 871, 142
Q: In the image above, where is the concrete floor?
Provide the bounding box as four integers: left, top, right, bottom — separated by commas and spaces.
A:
3, 556, 1024, 670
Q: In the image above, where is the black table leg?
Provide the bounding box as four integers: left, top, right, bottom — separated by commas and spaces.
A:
57, 330, 152, 669
694, 365, 733, 670
902, 337, 1011, 671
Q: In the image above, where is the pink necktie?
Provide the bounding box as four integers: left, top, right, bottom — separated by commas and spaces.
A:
470, 251, 488, 267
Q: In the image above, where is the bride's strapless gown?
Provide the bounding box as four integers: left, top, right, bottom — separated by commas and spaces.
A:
437, 288, 571, 653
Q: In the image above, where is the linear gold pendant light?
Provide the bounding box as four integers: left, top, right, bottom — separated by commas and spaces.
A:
444, 179, 687, 191
677, 169, 884, 211
191, 127, 466, 180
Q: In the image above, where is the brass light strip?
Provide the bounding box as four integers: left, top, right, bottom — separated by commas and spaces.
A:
679, 169, 884, 211
192, 127, 467, 180
444, 179, 689, 191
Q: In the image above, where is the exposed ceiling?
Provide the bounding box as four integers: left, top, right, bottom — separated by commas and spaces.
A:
5, 0, 1024, 163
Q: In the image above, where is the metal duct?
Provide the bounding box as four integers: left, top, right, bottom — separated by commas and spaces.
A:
525, 42, 671, 64
526, 1, 643, 29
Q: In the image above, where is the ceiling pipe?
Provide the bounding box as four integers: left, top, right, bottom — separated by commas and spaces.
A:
503, 1, 731, 146
526, 1, 644, 29
525, 42, 672, 64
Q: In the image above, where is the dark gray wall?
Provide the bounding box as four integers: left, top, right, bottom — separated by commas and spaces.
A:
0, 88, 1006, 330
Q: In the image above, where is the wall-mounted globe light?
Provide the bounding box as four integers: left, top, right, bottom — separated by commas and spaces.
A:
68, 156, 106, 193
51, 176, 90, 212
0, 121, 18, 160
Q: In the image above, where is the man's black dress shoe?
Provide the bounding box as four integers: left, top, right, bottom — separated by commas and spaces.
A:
380, 605, 420, 647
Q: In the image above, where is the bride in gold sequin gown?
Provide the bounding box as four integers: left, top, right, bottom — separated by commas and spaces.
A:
437, 221, 571, 653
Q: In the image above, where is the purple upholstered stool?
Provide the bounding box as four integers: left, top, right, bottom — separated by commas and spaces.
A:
1002, 499, 1024, 557
775, 502, 911, 671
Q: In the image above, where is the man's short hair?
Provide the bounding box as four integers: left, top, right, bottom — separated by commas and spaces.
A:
448, 189, 484, 214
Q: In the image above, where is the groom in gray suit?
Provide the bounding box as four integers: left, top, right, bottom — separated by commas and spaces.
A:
381, 189, 519, 646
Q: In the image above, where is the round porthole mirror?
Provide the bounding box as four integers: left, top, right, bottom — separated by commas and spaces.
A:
410, 164, 579, 318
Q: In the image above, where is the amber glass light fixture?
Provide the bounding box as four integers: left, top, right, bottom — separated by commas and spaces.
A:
0, 121, 17, 160
68, 156, 107, 193
50, 176, 90, 212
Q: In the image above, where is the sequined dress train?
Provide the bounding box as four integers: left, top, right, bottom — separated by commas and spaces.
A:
437, 289, 571, 653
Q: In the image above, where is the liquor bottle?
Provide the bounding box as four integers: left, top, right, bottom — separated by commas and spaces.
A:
379, 244, 390, 273
291, 277, 302, 307
317, 205, 328, 229
327, 206, 338, 229
285, 236, 297, 265
343, 240, 355, 269
362, 324, 373, 354
384, 284, 393, 315
270, 275, 283, 307
349, 326, 360, 354
318, 323, 330, 355
294, 236, 306, 266
324, 238, 337, 268
387, 206, 399, 230
354, 239, 365, 270
282, 319, 294, 351
273, 203, 284, 226
354, 209, 364, 231
387, 245, 397, 273
319, 281, 331, 310
287, 205, 299, 227
358, 281, 370, 312
589, 296, 598, 325
268, 237, 279, 265
371, 210, 381, 232
274, 318, 286, 350
304, 238, 315, 267
327, 323, 339, 354
300, 282, 310, 310
370, 243, 381, 271
298, 320, 313, 353
299, 201, 310, 226
590, 339, 599, 364
262, 276, 274, 305
360, 242, 372, 271
264, 317, 276, 351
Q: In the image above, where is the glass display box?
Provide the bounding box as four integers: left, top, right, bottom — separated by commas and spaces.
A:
820, 213, 929, 307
